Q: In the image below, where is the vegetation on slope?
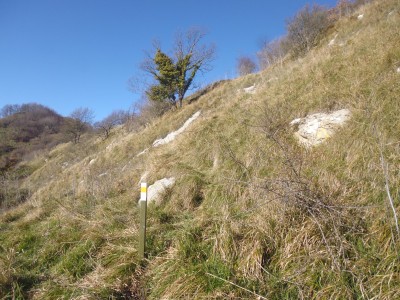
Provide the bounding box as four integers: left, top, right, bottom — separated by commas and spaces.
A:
0, 103, 68, 171
1, 0, 400, 298
0, 104, 71, 210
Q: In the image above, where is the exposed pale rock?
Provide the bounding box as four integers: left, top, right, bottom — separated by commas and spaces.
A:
98, 172, 108, 177
243, 84, 256, 94
121, 162, 132, 172
89, 159, 96, 165
357, 14, 364, 20
145, 177, 176, 204
328, 34, 338, 47
267, 77, 278, 82
136, 148, 149, 157
106, 141, 116, 152
153, 111, 201, 147
290, 109, 351, 147
397, 67, 400, 73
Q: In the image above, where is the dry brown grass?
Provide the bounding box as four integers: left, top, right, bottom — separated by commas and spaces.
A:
1, 0, 400, 298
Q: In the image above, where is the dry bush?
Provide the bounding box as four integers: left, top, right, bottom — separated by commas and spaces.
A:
95, 110, 129, 139
125, 99, 171, 132
286, 4, 335, 56
257, 38, 288, 70
336, 0, 374, 17
66, 107, 95, 144
236, 55, 257, 76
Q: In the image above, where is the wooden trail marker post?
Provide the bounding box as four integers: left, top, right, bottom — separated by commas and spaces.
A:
139, 182, 147, 260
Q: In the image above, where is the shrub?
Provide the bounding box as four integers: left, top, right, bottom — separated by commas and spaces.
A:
125, 99, 171, 132
285, 4, 334, 56
257, 38, 288, 70
236, 56, 257, 76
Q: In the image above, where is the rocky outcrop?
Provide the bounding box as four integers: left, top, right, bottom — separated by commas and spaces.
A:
152, 111, 201, 147
243, 84, 256, 94
146, 177, 176, 204
290, 109, 351, 147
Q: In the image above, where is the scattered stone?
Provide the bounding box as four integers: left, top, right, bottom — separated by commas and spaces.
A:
290, 109, 351, 147
267, 77, 278, 83
397, 67, 400, 73
153, 111, 201, 147
61, 162, 69, 168
98, 173, 108, 177
328, 34, 338, 47
146, 177, 176, 204
357, 14, 364, 20
89, 159, 96, 165
121, 162, 131, 172
106, 141, 116, 152
136, 148, 149, 157
243, 84, 256, 94
213, 153, 219, 171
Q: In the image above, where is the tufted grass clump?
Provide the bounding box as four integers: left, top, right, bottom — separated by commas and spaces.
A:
1, 0, 400, 298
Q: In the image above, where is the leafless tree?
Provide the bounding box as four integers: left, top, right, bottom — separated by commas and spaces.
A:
139, 28, 215, 108
66, 107, 95, 143
236, 56, 257, 76
0, 105, 21, 118
257, 38, 287, 70
286, 4, 333, 56
95, 110, 128, 139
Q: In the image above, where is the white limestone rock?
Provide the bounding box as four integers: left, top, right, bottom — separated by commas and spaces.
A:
328, 34, 338, 47
290, 109, 351, 147
146, 177, 176, 204
136, 148, 149, 157
153, 111, 201, 147
243, 84, 256, 94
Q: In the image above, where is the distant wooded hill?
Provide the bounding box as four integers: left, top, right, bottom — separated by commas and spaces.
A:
0, 103, 69, 172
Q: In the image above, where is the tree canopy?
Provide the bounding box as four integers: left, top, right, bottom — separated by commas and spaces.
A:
142, 29, 215, 108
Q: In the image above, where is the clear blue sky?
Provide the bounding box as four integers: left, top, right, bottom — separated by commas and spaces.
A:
0, 0, 337, 121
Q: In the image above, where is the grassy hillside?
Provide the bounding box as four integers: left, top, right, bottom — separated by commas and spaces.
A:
1, 0, 400, 298
0, 104, 71, 210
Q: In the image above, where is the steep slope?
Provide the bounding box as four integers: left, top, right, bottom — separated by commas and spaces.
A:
1, 0, 400, 298
0, 104, 70, 211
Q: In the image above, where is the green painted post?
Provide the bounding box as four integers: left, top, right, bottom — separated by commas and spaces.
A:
139, 182, 147, 260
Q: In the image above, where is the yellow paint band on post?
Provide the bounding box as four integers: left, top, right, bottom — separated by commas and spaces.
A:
140, 182, 147, 201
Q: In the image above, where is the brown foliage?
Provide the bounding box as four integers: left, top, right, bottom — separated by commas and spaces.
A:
236, 56, 257, 76
285, 4, 334, 56
0, 103, 68, 172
